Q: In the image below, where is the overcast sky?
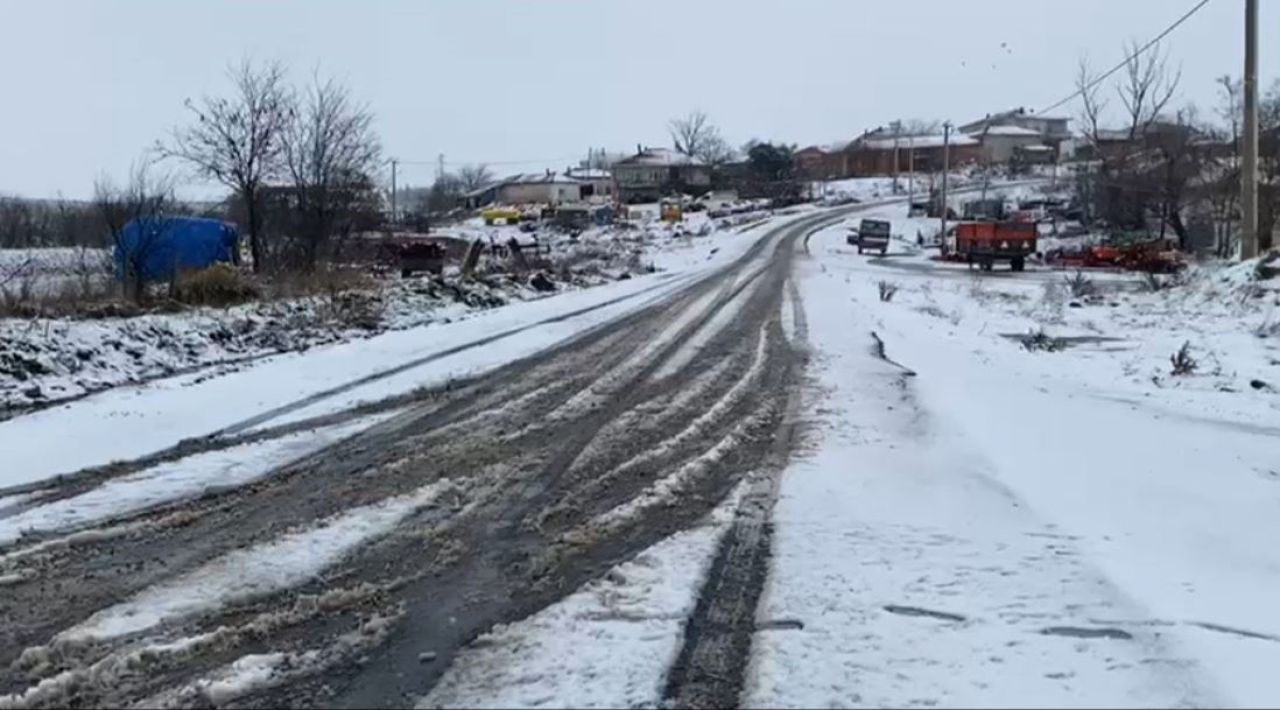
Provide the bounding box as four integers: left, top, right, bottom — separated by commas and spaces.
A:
2, 0, 1274, 199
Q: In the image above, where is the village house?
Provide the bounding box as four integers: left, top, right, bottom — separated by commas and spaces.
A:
960, 107, 1071, 159
611, 147, 712, 203
565, 167, 615, 201
463, 171, 582, 208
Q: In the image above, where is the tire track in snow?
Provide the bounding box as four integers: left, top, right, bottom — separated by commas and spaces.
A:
58, 479, 453, 643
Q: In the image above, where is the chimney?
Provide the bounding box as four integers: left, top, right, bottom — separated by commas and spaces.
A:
636, 143, 642, 154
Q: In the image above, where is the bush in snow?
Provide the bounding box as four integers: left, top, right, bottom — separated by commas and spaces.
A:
1021, 328, 1067, 352
877, 281, 899, 302
1170, 341, 1198, 376
172, 264, 260, 307
1064, 270, 1096, 298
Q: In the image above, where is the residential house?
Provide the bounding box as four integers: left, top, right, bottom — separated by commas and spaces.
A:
1073, 120, 1200, 162
845, 129, 982, 175
960, 107, 1072, 157
565, 167, 615, 201
964, 125, 1048, 163
462, 171, 582, 208
611, 147, 712, 203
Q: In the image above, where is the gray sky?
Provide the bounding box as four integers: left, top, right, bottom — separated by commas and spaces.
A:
1, 0, 1274, 200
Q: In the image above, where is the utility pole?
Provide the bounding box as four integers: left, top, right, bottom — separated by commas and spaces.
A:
907, 137, 915, 209
436, 153, 446, 181
1241, 0, 1259, 259
941, 122, 952, 251
390, 158, 398, 226
891, 120, 901, 194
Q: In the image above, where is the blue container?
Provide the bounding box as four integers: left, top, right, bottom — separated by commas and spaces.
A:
114, 217, 239, 282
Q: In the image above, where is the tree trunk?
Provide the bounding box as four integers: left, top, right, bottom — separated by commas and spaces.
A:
246, 190, 264, 273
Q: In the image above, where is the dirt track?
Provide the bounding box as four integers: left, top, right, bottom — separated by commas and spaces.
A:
0, 208, 856, 709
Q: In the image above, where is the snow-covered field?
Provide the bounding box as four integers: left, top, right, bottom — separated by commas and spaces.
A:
747, 220, 1280, 707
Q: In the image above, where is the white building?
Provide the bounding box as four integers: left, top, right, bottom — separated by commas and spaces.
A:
966, 125, 1048, 163
499, 172, 582, 204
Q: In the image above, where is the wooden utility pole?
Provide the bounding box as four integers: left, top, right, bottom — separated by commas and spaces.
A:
941, 122, 952, 250
1241, 0, 1259, 258
907, 137, 915, 209
390, 158, 398, 225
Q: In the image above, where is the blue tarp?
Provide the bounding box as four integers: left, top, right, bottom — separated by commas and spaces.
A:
114, 217, 239, 283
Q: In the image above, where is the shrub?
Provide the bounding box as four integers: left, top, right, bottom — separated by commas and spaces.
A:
1064, 270, 1096, 298
173, 263, 260, 307
1170, 341, 1197, 376
878, 280, 899, 302
1022, 328, 1067, 352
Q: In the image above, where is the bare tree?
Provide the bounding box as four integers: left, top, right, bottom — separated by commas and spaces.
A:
1260, 80, 1280, 252
94, 163, 177, 302
457, 164, 494, 192
1076, 56, 1109, 147
1117, 40, 1181, 140
670, 110, 732, 164
281, 75, 382, 270
162, 59, 293, 273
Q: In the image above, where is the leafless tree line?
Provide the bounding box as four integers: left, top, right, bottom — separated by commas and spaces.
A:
159, 59, 384, 273
1075, 40, 1279, 255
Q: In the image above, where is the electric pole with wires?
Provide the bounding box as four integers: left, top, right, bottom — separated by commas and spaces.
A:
1241, 0, 1259, 259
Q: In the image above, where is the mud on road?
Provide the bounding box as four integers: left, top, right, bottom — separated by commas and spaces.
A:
0, 209, 852, 709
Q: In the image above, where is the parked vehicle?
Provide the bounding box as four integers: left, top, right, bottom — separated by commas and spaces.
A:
481, 207, 522, 225
857, 219, 891, 255
955, 221, 1037, 271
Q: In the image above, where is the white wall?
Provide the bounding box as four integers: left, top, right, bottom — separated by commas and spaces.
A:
499, 182, 581, 204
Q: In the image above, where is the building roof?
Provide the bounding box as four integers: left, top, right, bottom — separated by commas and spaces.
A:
857, 134, 979, 150
500, 172, 582, 185
614, 147, 706, 167
959, 108, 1071, 133
970, 125, 1042, 137
566, 167, 611, 180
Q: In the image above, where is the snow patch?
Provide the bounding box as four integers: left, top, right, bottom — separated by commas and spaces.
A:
0, 412, 398, 547
59, 479, 452, 641
418, 484, 744, 710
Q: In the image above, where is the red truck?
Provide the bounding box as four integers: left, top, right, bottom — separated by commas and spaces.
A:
954, 221, 1037, 272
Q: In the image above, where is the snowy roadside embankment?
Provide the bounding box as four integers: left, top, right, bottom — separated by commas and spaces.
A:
0, 212, 810, 491
0, 212, 795, 416
751, 227, 1280, 707
0, 262, 609, 415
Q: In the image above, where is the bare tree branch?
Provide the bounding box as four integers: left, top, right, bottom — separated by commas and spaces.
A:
160, 58, 294, 273
1116, 39, 1181, 140
457, 164, 494, 192
94, 163, 177, 302
280, 74, 382, 270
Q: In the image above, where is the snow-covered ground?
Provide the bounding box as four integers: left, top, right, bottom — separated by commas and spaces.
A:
747, 225, 1280, 707
418, 485, 744, 709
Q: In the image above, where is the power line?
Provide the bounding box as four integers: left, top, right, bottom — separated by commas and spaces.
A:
1035, 0, 1213, 117
393, 155, 584, 168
